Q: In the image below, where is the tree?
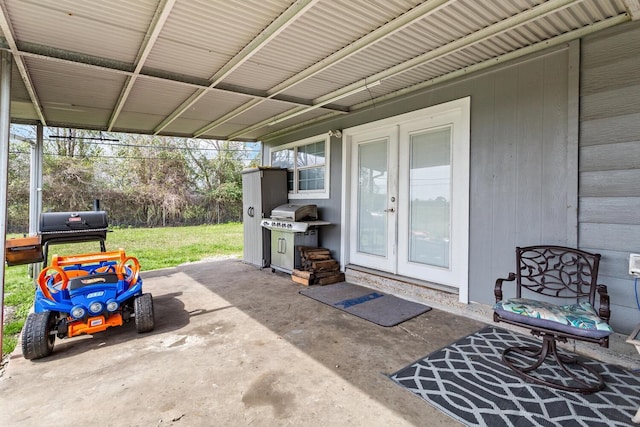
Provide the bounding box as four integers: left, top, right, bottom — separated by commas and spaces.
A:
7, 125, 250, 229
43, 156, 98, 212
112, 135, 192, 226
41, 129, 106, 213
49, 128, 104, 159
184, 140, 244, 223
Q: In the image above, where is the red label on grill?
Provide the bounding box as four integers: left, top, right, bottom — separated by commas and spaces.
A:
68, 217, 82, 222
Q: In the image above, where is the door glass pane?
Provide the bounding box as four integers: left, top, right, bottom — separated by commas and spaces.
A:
357, 139, 387, 256
408, 128, 451, 268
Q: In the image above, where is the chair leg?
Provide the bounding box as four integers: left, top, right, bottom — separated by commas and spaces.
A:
502, 333, 605, 394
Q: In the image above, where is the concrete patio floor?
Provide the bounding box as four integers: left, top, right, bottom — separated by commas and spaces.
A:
0, 258, 637, 426
0, 258, 486, 426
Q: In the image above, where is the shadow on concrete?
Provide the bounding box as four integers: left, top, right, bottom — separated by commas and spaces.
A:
173, 259, 486, 425
30, 291, 193, 363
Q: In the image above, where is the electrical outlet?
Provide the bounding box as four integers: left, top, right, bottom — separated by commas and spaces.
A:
630, 253, 640, 276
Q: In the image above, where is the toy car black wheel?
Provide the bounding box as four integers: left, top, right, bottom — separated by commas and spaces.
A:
134, 293, 155, 333
21, 311, 56, 360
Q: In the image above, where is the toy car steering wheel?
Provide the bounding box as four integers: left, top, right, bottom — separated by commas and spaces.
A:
88, 262, 117, 275
116, 256, 140, 287
37, 266, 69, 301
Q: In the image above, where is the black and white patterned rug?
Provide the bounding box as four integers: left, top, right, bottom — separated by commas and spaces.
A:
390, 326, 640, 426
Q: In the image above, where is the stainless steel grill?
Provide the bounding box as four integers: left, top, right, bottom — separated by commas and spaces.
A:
270, 204, 317, 221
260, 204, 329, 274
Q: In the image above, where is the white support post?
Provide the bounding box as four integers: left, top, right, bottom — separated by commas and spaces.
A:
0, 50, 13, 351
28, 124, 43, 278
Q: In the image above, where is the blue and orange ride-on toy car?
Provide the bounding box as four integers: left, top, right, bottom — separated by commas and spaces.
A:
21, 249, 154, 360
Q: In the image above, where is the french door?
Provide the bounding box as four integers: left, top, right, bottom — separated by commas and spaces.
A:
346, 98, 470, 301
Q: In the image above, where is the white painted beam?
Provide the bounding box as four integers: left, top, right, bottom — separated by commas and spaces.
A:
154, 0, 320, 135
108, 0, 176, 131
7, 48, 348, 119
226, 80, 380, 140
0, 1, 46, 125
314, 0, 583, 106
193, 0, 455, 138
349, 15, 629, 110
230, 0, 586, 140
261, 14, 629, 142
622, 0, 640, 20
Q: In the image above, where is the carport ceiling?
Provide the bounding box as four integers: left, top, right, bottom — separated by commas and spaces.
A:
0, 0, 636, 142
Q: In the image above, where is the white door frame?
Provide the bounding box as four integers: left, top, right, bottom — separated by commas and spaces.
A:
341, 97, 470, 303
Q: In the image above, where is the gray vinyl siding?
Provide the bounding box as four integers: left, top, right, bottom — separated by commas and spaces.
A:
264, 44, 575, 310
468, 47, 575, 308
579, 21, 640, 335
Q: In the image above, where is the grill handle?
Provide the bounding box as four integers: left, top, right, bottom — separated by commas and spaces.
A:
65, 220, 88, 227
247, 206, 254, 217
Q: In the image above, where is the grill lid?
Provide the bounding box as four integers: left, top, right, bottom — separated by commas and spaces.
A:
39, 211, 108, 233
39, 211, 109, 247
270, 204, 318, 221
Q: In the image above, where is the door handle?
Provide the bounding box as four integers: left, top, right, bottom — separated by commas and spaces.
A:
277, 237, 287, 254
384, 208, 395, 213
248, 206, 254, 217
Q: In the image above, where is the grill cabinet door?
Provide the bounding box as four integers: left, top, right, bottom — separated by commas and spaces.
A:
270, 230, 293, 273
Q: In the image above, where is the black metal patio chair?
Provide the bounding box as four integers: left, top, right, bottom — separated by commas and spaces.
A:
493, 245, 613, 393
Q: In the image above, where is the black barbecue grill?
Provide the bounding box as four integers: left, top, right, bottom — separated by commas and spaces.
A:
39, 211, 109, 264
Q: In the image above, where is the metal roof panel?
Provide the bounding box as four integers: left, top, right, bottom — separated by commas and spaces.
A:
183, 90, 253, 122
6, 0, 157, 63
110, 111, 165, 134
115, 78, 198, 121
220, 0, 424, 91
145, 0, 292, 80
25, 58, 124, 110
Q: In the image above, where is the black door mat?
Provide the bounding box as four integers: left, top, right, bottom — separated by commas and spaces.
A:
298, 281, 431, 327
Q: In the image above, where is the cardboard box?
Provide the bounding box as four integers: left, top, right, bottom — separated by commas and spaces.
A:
5, 235, 44, 266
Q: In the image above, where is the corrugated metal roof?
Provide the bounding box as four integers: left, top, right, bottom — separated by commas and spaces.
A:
7, 0, 156, 63
119, 78, 196, 116
0, 0, 634, 141
26, 58, 124, 109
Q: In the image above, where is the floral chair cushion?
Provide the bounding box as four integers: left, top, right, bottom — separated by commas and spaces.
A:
494, 298, 613, 339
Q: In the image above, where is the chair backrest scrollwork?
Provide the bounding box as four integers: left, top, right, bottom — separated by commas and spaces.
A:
515, 245, 601, 304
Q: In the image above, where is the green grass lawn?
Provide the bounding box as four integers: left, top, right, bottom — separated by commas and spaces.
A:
2, 222, 243, 356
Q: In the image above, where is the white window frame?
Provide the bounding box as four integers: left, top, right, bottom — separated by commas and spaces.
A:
269, 134, 330, 199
